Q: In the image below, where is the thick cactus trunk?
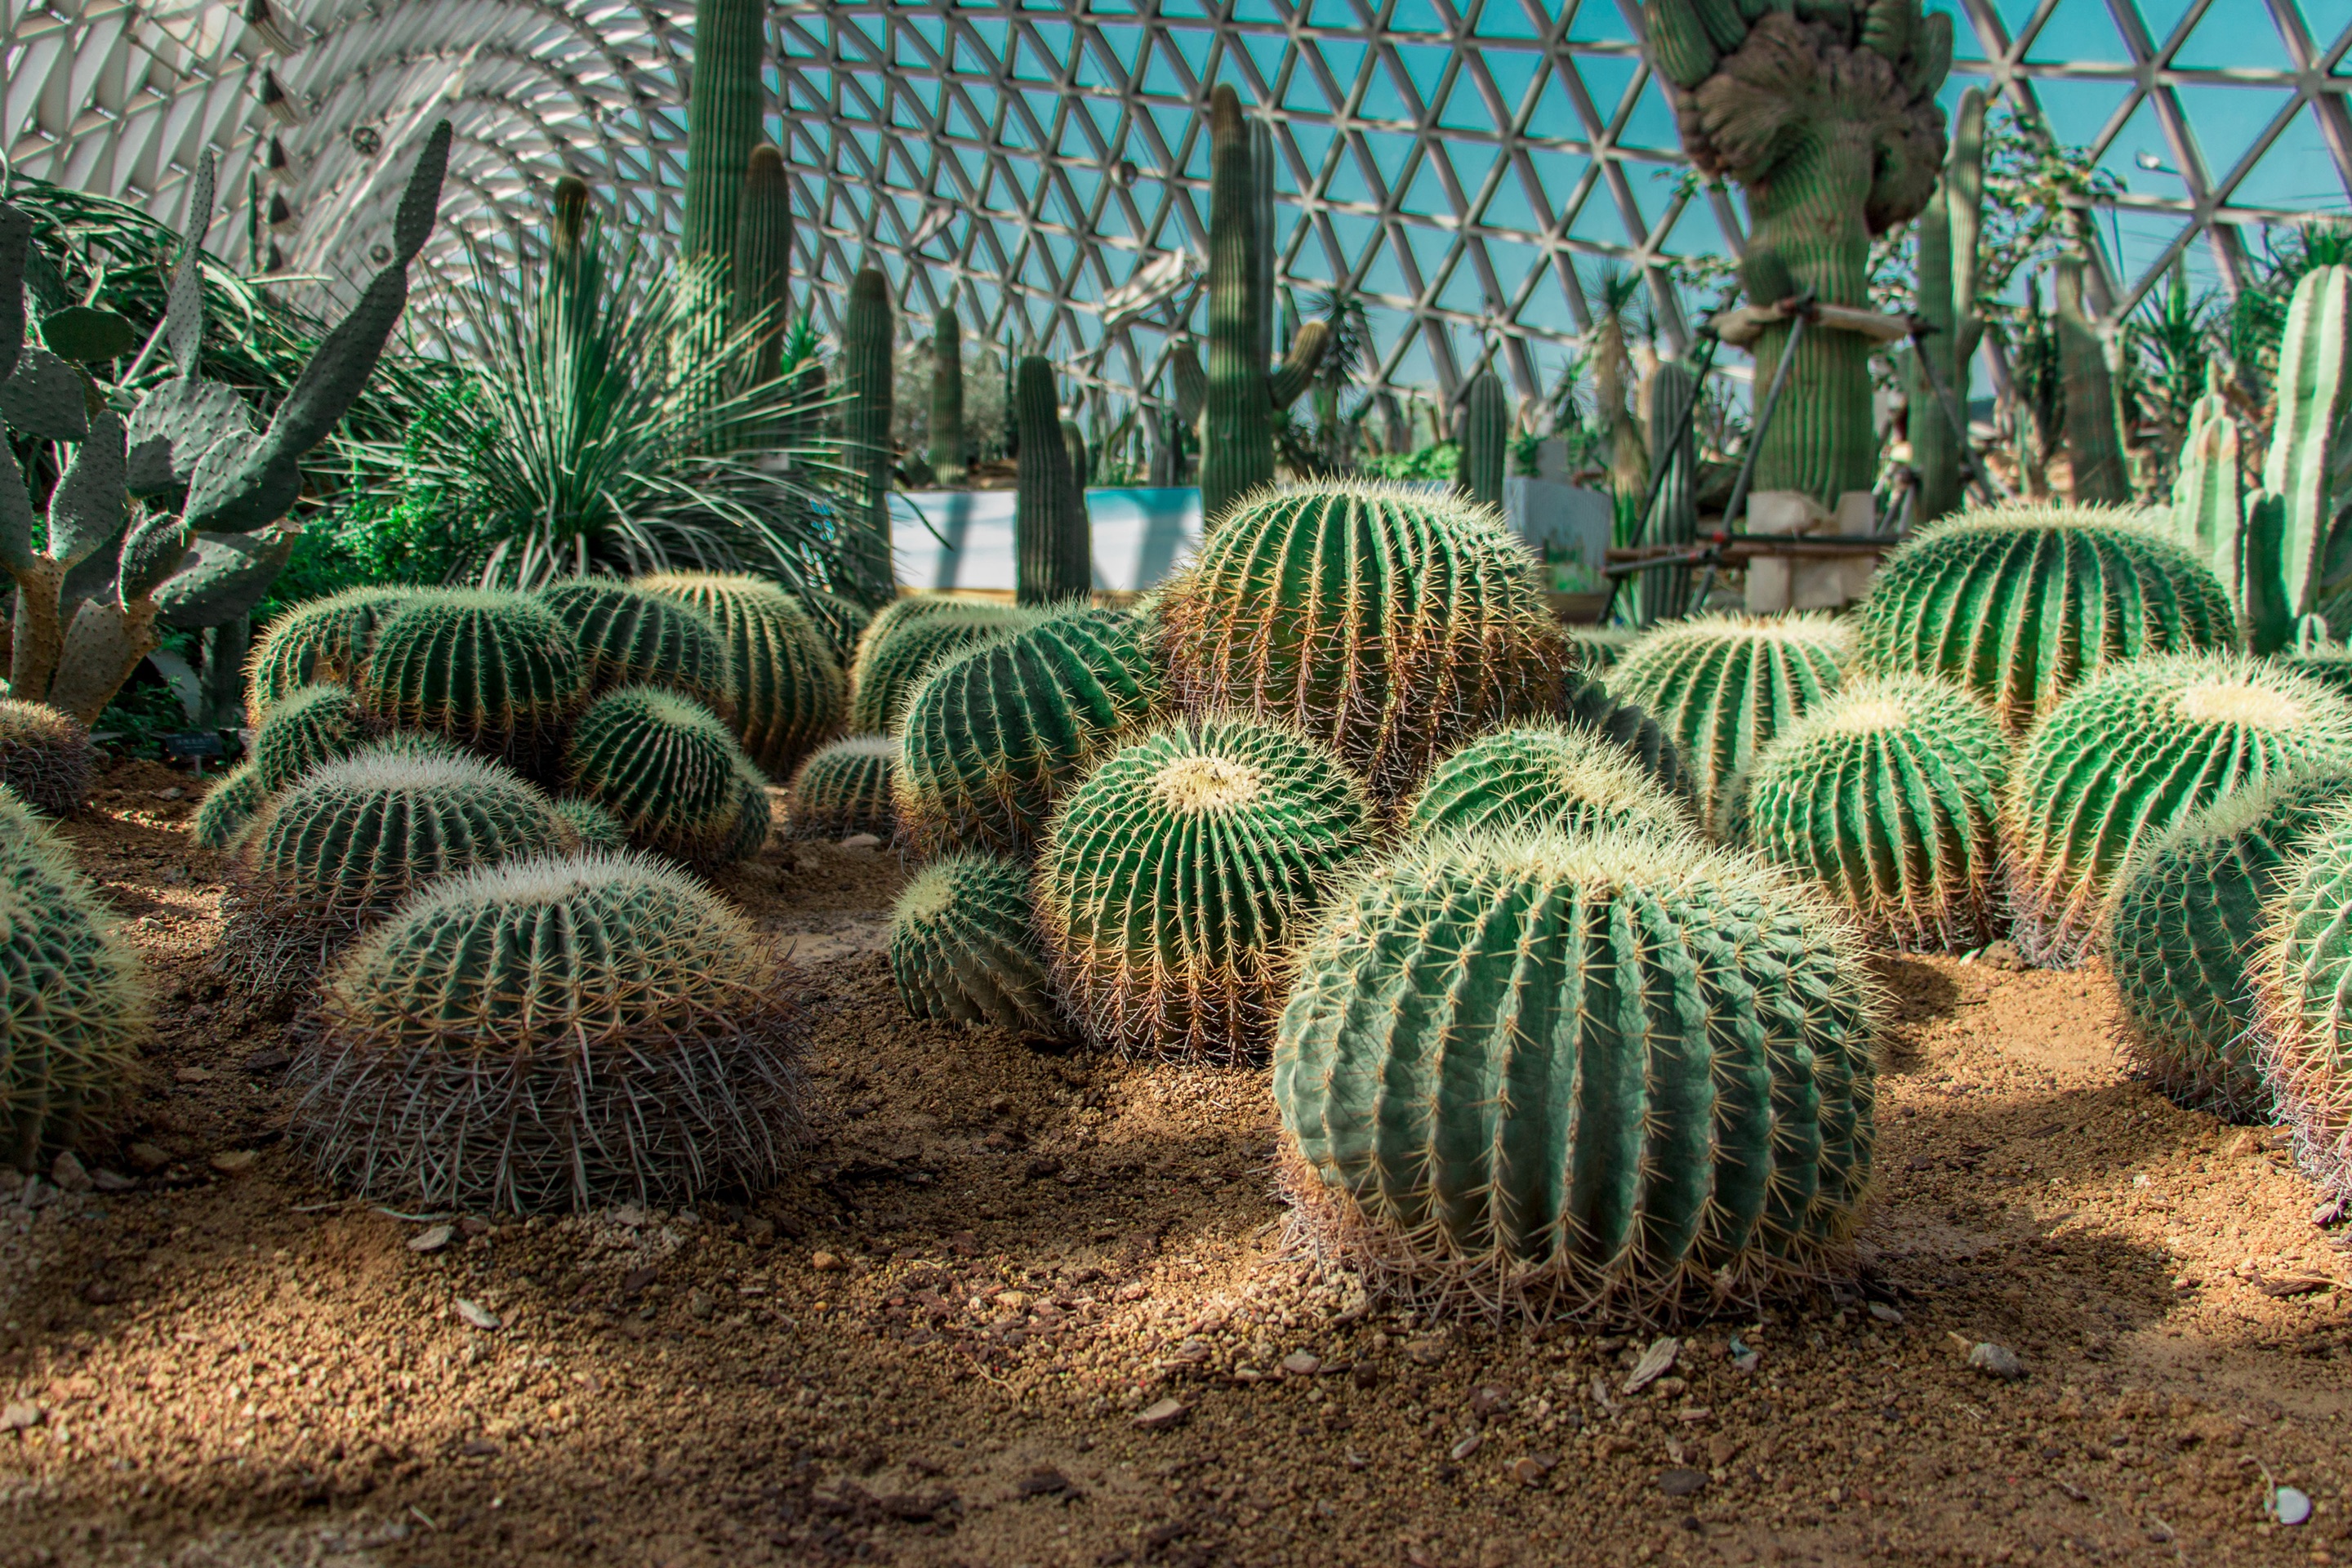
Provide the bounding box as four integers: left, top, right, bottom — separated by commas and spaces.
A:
1631, 360, 1699, 626
842, 269, 896, 603
1905, 87, 1984, 523
1013, 357, 1089, 604
1459, 369, 1507, 511
681, 0, 765, 273
2056, 257, 2129, 505
1744, 126, 1878, 506
1202, 87, 1267, 523
929, 304, 964, 483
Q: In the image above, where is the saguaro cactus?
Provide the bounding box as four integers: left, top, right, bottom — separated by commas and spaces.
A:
1905, 87, 1985, 523
1459, 368, 1507, 511
1014, 357, 1089, 604
930, 302, 964, 483
842, 268, 896, 599
2056, 257, 2129, 505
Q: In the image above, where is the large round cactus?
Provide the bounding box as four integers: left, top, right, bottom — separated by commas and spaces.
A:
1037, 715, 1374, 1063
563, 686, 760, 867
0, 788, 146, 1165
1403, 723, 1691, 844
357, 590, 586, 764
785, 737, 898, 841
288, 852, 802, 1213
1275, 827, 1880, 1325
889, 851, 1063, 1036
849, 599, 1035, 734
1156, 483, 1566, 800
897, 607, 1164, 858
250, 684, 369, 792
2110, 769, 2352, 1120
2251, 807, 2352, 1207
0, 698, 94, 816
533, 578, 734, 715
2006, 654, 2352, 967
193, 762, 269, 852
246, 587, 409, 716
1855, 506, 2237, 730
1741, 675, 2011, 952
635, 572, 845, 777
1610, 613, 1850, 836
1559, 668, 1691, 806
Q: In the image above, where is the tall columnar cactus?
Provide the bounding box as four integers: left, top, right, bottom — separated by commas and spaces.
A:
1459, 368, 1508, 512
533, 578, 734, 715
192, 761, 268, 852
1627, 359, 1699, 628
250, 683, 368, 793
635, 572, 846, 777
896, 607, 1163, 858
1643, 0, 1948, 507
1853, 506, 2237, 730
1014, 357, 1089, 604
288, 851, 802, 1213
889, 851, 1064, 1036
564, 686, 761, 867
245, 588, 409, 716
2109, 768, 2352, 1120
2054, 257, 2130, 506
0, 699, 95, 816
2251, 804, 2352, 1207
2004, 653, 2352, 967
681, 0, 765, 273
1905, 87, 1986, 523
1403, 723, 1691, 844
2243, 265, 2352, 654
1274, 827, 1880, 1326
1036, 715, 1373, 1063
727, 144, 794, 446
356, 590, 587, 765
1740, 674, 2010, 951
2169, 361, 2243, 604
847, 599, 1034, 734
930, 303, 965, 483
1198, 85, 1330, 523
843, 268, 897, 597
1156, 483, 1567, 800
786, 736, 898, 840
1610, 613, 1850, 836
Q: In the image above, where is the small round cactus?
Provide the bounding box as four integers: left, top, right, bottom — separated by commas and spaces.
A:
889, 851, 1063, 1036
246, 587, 408, 716
1156, 483, 1566, 800
1402, 723, 1691, 844
0, 698, 95, 815
287, 852, 802, 1213
2006, 653, 2352, 967
563, 686, 762, 867
249, 684, 369, 792
193, 762, 269, 852
2251, 805, 2352, 1208
786, 737, 898, 840
896, 607, 1164, 858
635, 572, 846, 777
357, 590, 586, 764
849, 600, 1035, 734
1275, 827, 1879, 1326
727, 764, 773, 862
533, 578, 734, 715
1610, 613, 1850, 837
1855, 506, 2236, 730
0, 787, 146, 1165
1037, 714, 1374, 1063
2109, 769, 2352, 1120
1740, 675, 2011, 952
552, 795, 630, 852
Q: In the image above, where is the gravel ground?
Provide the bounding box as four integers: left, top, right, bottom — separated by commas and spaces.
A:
1, 760, 2348, 1567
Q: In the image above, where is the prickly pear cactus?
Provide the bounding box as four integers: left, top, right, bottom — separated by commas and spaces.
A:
192, 762, 269, 852
356, 591, 586, 764
1403, 723, 1691, 844
2250, 805, 2352, 1207
250, 684, 369, 793
534, 578, 733, 716
635, 572, 845, 777
889, 851, 1064, 1037
1274, 826, 1880, 1325
785, 737, 897, 841
0, 698, 95, 816
848, 599, 1034, 735
563, 686, 760, 867
246, 588, 410, 717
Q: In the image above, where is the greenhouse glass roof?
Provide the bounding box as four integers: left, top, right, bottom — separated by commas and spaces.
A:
4, 0, 2347, 404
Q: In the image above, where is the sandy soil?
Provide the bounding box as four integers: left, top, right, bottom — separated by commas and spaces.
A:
2, 760, 2349, 1568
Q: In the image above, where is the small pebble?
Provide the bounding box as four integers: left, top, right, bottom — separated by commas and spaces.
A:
1133, 1397, 1187, 1431
1280, 1351, 1321, 1377
840, 833, 882, 850
455, 1297, 502, 1331
49, 1152, 92, 1195
1967, 1341, 2026, 1381
1867, 1301, 1904, 1325
2272, 1486, 2314, 1527
1659, 1468, 1708, 1498
1, 1401, 43, 1432
127, 1143, 172, 1172
408, 1224, 456, 1254
811, 1250, 843, 1272
208, 1150, 257, 1174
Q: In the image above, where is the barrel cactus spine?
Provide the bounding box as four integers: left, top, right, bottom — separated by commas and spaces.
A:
532, 578, 733, 715
635, 572, 846, 777
1559, 666, 1691, 807
564, 686, 761, 867
889, 851, 1064, 1036
192, 761, 269, 852
245, 587, 408, 716
2249, 804, 2352, 1206
551, 794, 630, 851
1403, 722, 1691, 844
786, 736, 898, 841
249, 682, 369, 792
356, 590, 587, 765
848, 599, 1035, 735
795, 589, 873, 666
0, 698, 95, 815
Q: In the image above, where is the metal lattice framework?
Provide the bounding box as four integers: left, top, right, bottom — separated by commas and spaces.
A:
4, 0, 2348, 408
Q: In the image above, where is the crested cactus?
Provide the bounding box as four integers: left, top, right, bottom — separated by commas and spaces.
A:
1740, 674, 2010, 951
1274, 827, 1880, 1325
889, 850, 1063, 1036
246, 587, 408, 716
1854, 506, 2237, 730
1014, 357, 1089, 604
1459, 368, 1507, 512
1156, 483, 1567, 800
2109, 768, 2352, 1120
2005, 653, 2352, 967
848, 599, 1033, 735
1904, 87, 1986, 524
533, 577, 733, 715
636, 572, 846, 777
1036, 714, 1373, 1063
192, 761, 269, 852
356, 590, 586, 764
0, 787, 146, 1166
785, 737, 898, 840
552, 794, 630, 852
1610, 613, 1850, 837
288, 851, 802, 1213
563, 685, 761, 867
1642, 0, 1948, 506
1559, 666, 1691, 806
250, 682, 368, 792
895, 607, 1163, 858
2055, 257, 2129, 506
843, 268, 896, 598
930, 304, 965, 483
0, 698, 94, 815
2250, 804, 2352, 1207
1403, 723, 1691, 844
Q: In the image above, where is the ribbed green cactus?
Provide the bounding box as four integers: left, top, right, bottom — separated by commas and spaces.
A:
1274, 826, 1879, 1325
843, 268, 897, 596
2006, 653, 2352, 967
533, 578, 733, 715
1403, 723, 1691, 844
2108, 768, 2352, 1120
0, 787, 146, 1166
728, 145, 793, 445
848, 599, 1033, 735
246, 587, 408, 716
0, 698, 93, 816
552, 794, 630, 852
193, 761, 268, 852
1740, 675, 2010, 951
2243, 265, 2352, 654
896, 607, 1163, 858
680, 0, 764, 272
930, 304, 964, 483
635, 572, 846, 777
1854, 506, 2238, 730
249, 683, 367, 793
1627, 360, 1699, 627
1158, 483, 1566, 800
2055, 257, 2130, 506
1610, 613, 1849, 836
889, 851, 1063, 1036
1459, 368, 1507, 512
1905, 87, 1985, 525
288, 851, 801, 1213
2249, 804, 2352, 1207
1011, 357, 1090, 604
1037, 715, 1373, 1063
1568, 626, 1637, 670
564, 685, 760, 867
2168, 361, 2243, 605
726, 762, 772, 862
1559, 666, 1691, 806
357, 590, 586, 764
2281, 645, 2352, 700
795, 589, 872, 666
785, 737, 898, 840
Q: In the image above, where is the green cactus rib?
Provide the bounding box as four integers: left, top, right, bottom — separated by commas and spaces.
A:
1157, 483, 1567, 801
532, 577, 734, 715
287, 851, 803, 1214
786, 737, 898, 841
728, 145, 793, 399
635, 572, 847, 777
843, 268, 896, 595
192, 762, 269, 853
1273, 826, 1880, 1327
795, 589, 873, 666
895, 607, 1164, 858
0, 698, 94, 817
1014, 357, 1090, 604
1904, 87, 1984, 525
889, 851, 1064, 1037
249, 684, 370, 794
848, 599, 1036, 736
680, 0, 765, 269
245, 588, 409, 717
2056, 258, 2130, 506
355, 590, 586, 763
1567, 626, 1637, 670
551, 794, 630, 852
0, 786, 148, 1167
1854, 505, 2238, 732
930, 304, 964, 483
727, 763, 773, 862
2262, 265, 2352, 630
1558, 667, 1692, 808
2250, 802, 2352, 1208
1741, 674, 2010, 953
564, 686, 759, 867
1404, 723, 1693, 845
2109, 768, 2352, 1121
2005, 653, 2352, 969
1459, 369, 1508, 512
2168, 362, 2243, 606
1610, 612, 1850, 838
1037, 714, 1373, 1064
1628, 360, 1699, 627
